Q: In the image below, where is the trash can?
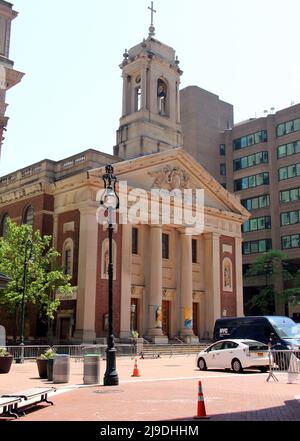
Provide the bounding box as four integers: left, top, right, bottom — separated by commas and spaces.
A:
83, 354, 100, 384
53, 354, 70, 383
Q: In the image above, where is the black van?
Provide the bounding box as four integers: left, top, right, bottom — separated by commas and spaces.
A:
213, 316, 300, 349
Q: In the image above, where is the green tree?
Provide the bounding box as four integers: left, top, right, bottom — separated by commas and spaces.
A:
245, 249, 300, 315
0, 218, 73, 338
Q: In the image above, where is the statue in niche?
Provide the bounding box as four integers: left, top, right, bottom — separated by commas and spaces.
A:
102, 239, 116, 279
224, 259, 232, 289
155, 305, 162, 328
157, 79, 167, 115
104, 249, 109, 275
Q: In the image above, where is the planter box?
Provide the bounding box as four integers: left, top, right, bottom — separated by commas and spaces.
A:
0, 355, 13, 374
47, 358, 54, 381
36, 358, 48, 379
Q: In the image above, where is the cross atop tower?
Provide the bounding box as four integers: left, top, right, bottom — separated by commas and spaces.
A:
148, 1, 156, 37
148, 1, 156, 26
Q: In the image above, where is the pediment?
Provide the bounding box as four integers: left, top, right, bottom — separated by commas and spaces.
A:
102, 149, 249, 218
105, 148, 249, 218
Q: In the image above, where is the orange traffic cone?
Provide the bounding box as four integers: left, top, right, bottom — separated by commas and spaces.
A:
194, 381, 210, 419
131, 358, 141, 377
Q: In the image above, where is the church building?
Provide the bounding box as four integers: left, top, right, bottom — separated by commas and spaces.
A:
0, 10, 249, 343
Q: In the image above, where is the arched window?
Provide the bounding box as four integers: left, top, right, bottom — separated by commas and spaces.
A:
134, 86, 142, 112
101, 238, 117, 280
23, 205, 34, 227
0, 213, 9, 237
62, 238, 74, 277
157, 79, 168, 116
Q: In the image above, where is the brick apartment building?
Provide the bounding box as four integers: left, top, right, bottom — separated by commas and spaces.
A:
181, 86, 300, 319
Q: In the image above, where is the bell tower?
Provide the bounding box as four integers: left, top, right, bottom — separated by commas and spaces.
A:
114, 3, 183, 159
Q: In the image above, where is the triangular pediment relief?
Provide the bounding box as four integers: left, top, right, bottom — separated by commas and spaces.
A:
89, 148, 249, 219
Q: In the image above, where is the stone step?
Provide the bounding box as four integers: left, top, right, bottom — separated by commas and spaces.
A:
139, 341, 211, 357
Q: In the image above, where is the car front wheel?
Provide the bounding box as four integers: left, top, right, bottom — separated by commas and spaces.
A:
232, 358, 243, 373
198, 357, 207, 371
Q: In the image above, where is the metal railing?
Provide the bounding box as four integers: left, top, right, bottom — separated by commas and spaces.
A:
6, 345, 51, 360
4, 344, 135, 361
271, 349, 300, 372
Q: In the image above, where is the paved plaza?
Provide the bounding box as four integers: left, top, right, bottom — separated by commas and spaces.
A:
0, 355, 300, 422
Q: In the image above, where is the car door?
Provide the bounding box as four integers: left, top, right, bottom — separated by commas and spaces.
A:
220, 341, 239, 368
204, 342, 224, 369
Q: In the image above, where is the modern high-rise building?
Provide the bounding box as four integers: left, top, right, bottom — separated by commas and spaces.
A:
181, 85, 300, 318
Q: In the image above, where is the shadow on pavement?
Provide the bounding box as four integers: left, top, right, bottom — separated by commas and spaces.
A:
169, 398, 300, 421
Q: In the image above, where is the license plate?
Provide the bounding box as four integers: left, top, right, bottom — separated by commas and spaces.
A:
257, 352, 263, 356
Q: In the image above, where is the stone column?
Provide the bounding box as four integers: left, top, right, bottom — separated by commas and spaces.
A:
73, 205, 98, 342
141, 69, 147, 109
147, 225, 167, 343
235, 237, 244, 316
119, 223, 132, 339
179, 233, 197, 342
204, 233, 221, 339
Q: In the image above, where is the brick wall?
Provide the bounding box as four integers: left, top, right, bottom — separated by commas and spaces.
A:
56, 210, 80, 287
0, 193, 54, 234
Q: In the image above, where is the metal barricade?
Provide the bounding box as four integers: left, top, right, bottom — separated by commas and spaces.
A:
6, 345, 51, 360
271, 349, 300, 372
52, 345, 85, 360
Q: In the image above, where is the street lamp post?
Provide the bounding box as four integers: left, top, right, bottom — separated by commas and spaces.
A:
100, 164, 119, 386
20, 238, 33, 363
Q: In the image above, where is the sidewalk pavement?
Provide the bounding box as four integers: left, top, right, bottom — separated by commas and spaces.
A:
0, 355, 300, 421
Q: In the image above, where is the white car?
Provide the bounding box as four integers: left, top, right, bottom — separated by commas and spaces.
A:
196, 339, 269, 373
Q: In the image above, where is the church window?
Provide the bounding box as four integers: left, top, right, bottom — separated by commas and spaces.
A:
135, 86, 142, 111
157, 79, 168, 116
192, 239, 197, 263
23, 205, 34, 227
62, 239, 73, 277
64, 249, 72, 276
132, 228, 138, 255
162, 233, 169, 259
0, 213, 9, 237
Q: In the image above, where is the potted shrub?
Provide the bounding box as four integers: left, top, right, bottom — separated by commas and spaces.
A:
36, 348, 56, 380
0, 347, 13, 374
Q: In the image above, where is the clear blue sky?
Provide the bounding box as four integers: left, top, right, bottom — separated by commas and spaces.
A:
1, 0, 300, 176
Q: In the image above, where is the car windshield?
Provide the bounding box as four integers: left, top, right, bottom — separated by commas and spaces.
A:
241, 340, 268, 350
269, 317, 300, 339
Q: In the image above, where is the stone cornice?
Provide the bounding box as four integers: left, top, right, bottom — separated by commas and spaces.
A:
0, 181, 51, 206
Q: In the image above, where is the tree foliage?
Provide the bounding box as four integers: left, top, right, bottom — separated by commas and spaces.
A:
245, 249, 300, 314
0, 218, 73, 321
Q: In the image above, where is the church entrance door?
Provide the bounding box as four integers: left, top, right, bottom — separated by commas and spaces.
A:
162, 300, 170, 337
